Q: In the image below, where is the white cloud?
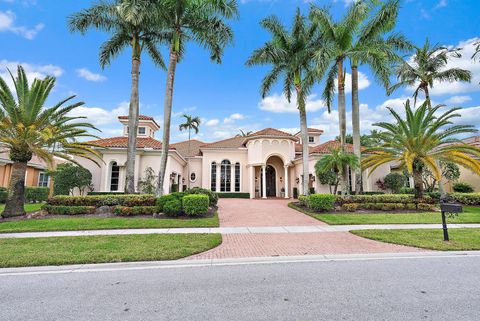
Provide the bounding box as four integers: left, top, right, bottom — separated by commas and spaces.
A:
0, 59, 63, 90
435, 0, 447, 9
258, 93, 326, 113
172, 106, 197, 118
335, 71, 371, 94
68, 101, 129, 126
405, 38, 480, 96
205, 119, 220, 126
76, 68, 107, 82
0, 10, 43, 39
224, 113, 246, 124
445, 95, 472, 105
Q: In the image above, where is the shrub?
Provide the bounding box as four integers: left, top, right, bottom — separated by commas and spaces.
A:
298, 195, 309, 207
453, 182, 474, 193
113, 206, 157, 216
156, 194, 182, 212
182, 194, 209, 216
340, 194, 435, 205
362, 191, 385, 195
309, 187, 315, 195
185, 188, 218, 206
0, 187, 7, 203
342, 203, 358, 212
399, 187, 415, 194
308, 194, 336, 211
218, 192, 250, 199
47, 194, 156, 207
163, 199, 182, 217
25, 187, 49, 203
450, 193, 480, 205
43, 205, 95, 215
88, 192, 126, 195
293, 187, 298, 199
383, 173, 406, 194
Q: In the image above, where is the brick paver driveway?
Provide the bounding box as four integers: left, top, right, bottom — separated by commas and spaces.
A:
218, 198, 323, 227
188, 199, 422, 259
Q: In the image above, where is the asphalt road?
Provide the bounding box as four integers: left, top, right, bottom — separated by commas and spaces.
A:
1, 255, 479, 321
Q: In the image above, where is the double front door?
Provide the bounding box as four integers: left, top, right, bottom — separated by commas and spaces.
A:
260, 165, 276, 197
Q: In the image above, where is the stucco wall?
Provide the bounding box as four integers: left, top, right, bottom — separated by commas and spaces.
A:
457, 166, 480, 192
201, 149, 248, 193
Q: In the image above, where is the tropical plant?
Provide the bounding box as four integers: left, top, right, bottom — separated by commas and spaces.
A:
0, 66, 101, 217
388, 39, 472, 105
179, 114, 201, 142
69, 0, 166, 194
246, 9, 321, 195
236, 129, 253, 137
422, 161, 460, 192
383, 172, 406, 194
317, 170, 338, 195
452, 182, 474, 193
335, 130, 386, 147
156, 0, 238, 196
52, 163, 93, 196
138, 166, 157, 194
362, 100, 480, 198
472, 41, 480, 62
315, 147, 359, 195
309, 1, 367, 195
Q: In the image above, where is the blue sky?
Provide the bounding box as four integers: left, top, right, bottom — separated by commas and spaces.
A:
1, 0, 479, 143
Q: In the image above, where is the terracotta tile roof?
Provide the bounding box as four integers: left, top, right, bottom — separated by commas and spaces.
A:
463, 136, 480, 145
88, 136, 165, 150
248, 128, 297, 138
295, 128, 324, 136
310, 140, 362, 154
170, 139, 204, 157
200, 136, 246, 149
118, 115, 154, 121
295, 143, 314, 154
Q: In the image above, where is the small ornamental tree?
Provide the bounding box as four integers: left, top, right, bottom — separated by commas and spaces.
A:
53, 163, 93, 196
383, 173, 406, 194
317, 171, 339, 195
138, 167, 157, 194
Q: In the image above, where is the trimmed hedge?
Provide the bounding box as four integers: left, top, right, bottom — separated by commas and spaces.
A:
308, 194, 336, 211
217, 192, 250, 199
163, 199, 182, 217
182, 194, 209, 216
341, 202, 436, 212
43, 205, 96, 215
453, 182, 474, 193
87, 192, 127, 196
47, 194, 156, 207
113, 206, 157, 216
0, 187, 7, 203
185, 188, 218, 206
25, 187, 49, 203
339, 194, 436, 205
450, 193, 480, 205
156, 193, 185, 212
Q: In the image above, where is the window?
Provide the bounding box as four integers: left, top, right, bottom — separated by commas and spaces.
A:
190, 172, 196, 182
235, 163, 240, 192
38, 172, 49, 187
211, 162, 217, 191
110, 162, 120, 191
138, 127, 146, 135
308, 136, 314, 143
220, 160, 231, 192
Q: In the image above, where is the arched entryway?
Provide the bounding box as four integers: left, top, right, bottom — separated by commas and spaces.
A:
260, 165, 276, 197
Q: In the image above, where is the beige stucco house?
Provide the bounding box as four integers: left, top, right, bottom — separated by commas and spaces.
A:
75, 115, 393, 198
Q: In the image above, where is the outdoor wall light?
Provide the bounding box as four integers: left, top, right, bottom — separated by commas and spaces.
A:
255, 176, 258, 182
280, 176, 283, 182
182, 177, 185, 184
312, 176, 315, 182
295, 177, 300, 184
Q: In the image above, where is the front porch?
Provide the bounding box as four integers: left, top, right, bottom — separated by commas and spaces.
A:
248, 155, 292, 199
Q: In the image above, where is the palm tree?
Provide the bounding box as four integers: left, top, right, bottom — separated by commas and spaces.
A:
348, 0, 412, 194
156, 0, 238, 196
309, 1, 368, 196
69, 0, 166, 194
388, 39, 472, 105
362, 100, 480, 198
236, 129, 253, 137
471, 41, 480, 62
315, 147, 359, 196
246, 9, 321, 196
0, 66, 101, 217
179, 114, 200, 189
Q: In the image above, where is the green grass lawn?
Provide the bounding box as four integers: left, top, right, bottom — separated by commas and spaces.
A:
289, 203, 480, 225
0, 212, 219, 233
352, 228, 480, 251
0, 233, 221, 268
0, 203, 44, 213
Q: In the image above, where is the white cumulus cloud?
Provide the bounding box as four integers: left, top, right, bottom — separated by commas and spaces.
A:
0, 59, 63, 90
0, 10, 43, 39
224, 113, 246, 124
68, 102, 129, 127
76, 68, 107, 82
445, 95, 472, 105
205, 119, 220, 126
258, 93, 326, 113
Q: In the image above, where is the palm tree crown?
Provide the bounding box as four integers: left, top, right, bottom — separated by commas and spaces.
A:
179, 114, 201, 140
388, 39, 472, 104
0, 66, 101, 217
362, 100, 480, 198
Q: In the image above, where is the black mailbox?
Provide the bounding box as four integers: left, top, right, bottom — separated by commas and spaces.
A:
440, 203, 463, 214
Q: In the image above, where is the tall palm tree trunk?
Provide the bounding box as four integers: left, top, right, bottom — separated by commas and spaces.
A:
2, 162, 27, 217
412, 164, 424, 199
297, 89, 309, 196
157, 49, 179, 196
337, 58, 349, 196
351, 62, 362, 194
125, 45, 141, 194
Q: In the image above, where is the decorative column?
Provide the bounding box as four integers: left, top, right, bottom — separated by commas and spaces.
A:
216, 162, 221, 192
262, 164, 267, 199
284, 165, 289, 199
230, 164, 235, 192
248, 166, 254, 199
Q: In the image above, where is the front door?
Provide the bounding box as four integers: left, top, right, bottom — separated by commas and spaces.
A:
266, 165, 276, 197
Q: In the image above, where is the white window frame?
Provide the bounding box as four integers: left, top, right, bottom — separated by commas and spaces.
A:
38, 172, 50, 187
138, 127, 146, 135
308, 136, 314, 143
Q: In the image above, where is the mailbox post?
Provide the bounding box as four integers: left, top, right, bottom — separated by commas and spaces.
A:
439, 202, 463, 241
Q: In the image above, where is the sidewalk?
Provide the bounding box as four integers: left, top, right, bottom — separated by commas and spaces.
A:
1, 223, 479, 239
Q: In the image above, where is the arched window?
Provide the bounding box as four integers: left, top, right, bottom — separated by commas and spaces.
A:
235, 162, 240, 192
220, 160, 231, 192
211, 162, 217, 191
110, 162, 120, 191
